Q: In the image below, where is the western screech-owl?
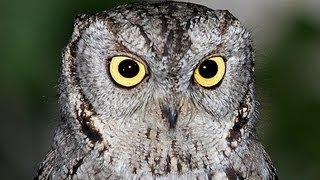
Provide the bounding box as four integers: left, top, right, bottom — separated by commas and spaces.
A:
36, 1, 278, 179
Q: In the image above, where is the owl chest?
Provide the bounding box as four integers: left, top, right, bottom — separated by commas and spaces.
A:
99, 127, 233, 178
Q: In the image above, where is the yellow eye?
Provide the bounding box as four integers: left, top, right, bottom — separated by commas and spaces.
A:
109, 56, 146, 87
194, 57, 226, 88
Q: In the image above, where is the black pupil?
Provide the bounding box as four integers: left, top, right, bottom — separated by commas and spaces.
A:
118, 59, 140, 78
199, 60, 218, 78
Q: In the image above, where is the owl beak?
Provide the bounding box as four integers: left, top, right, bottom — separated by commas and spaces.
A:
161, 105, 178, 129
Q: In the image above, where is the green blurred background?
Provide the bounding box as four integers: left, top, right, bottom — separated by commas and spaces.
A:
0, 0, 319, 179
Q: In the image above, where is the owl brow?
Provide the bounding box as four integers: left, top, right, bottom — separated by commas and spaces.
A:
209, 43, 226, 57
135, 24, 152, 46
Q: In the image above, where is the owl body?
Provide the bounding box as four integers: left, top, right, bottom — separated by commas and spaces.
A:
36, 1, 277, 179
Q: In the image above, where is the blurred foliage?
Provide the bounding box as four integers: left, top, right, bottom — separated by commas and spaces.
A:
258, 14, 320, 179
0, 0, 319, 179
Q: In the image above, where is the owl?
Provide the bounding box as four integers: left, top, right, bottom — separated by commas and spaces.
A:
36, 1, 278, 179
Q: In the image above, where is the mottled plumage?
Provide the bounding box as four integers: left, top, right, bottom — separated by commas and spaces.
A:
36, 1, 277, 179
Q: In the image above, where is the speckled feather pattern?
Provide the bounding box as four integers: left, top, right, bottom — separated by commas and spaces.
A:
36, 1, 278, 179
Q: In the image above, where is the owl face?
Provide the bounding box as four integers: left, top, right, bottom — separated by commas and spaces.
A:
46, 1, 278, 179
72, 2, 254, 133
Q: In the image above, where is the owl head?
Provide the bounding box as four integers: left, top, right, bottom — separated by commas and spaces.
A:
32, 1, 282, 179
59, 1, 256, 149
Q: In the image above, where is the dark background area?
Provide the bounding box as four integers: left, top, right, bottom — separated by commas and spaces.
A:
0, 0, 319, 179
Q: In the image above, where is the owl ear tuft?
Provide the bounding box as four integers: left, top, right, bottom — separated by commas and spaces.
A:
72, 13, 94, 35
215, 10, 240, 25
74, 13, 91, 24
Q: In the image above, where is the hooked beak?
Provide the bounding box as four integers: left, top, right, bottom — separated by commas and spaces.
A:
161, 105, 178, 129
